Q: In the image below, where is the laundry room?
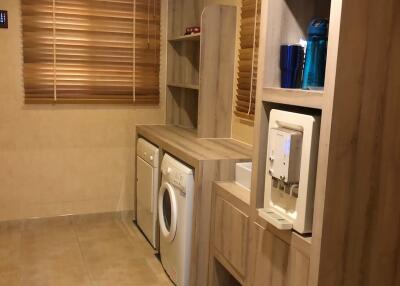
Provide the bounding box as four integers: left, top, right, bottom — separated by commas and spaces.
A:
0, 0, 398, 285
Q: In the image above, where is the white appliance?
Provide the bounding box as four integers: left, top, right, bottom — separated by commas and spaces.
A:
136, 138, 160, 249
158, 154, 195, 286
259, 109, 320, 234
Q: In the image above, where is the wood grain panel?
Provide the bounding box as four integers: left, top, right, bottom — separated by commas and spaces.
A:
253, 223, 289, 286
214, 196, 250, 277
198, 5, 237, 138
252, 223, 310, 286
190, 160, 238, 286
136, 125, 252, 168
312, 0, 400, 286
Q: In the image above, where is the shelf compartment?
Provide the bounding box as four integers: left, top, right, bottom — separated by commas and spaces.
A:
262, 0, 331, 88
168, 33, 201, 42
167, 82, 199, 90
262, 87, 324, 109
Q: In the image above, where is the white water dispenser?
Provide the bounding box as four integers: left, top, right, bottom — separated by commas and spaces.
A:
259, 109, 320, 234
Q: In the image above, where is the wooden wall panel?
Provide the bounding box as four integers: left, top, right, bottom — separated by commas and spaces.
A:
198, 5, 237, 138
315, 0, 400, 286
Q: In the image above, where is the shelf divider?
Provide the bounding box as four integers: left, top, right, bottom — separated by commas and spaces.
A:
262, 87, 324, 109
168, 33, 201, 42
167, 82, 199, 90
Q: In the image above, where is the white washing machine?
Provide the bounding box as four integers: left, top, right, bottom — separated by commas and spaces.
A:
158, 154, 195, 286
136, 138, 160, 249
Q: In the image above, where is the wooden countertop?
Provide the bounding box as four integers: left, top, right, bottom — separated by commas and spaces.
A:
214, 181, 251, 206
137, 125, 252, 167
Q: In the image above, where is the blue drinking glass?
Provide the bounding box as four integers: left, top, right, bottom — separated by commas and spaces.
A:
280, 45, 304, 88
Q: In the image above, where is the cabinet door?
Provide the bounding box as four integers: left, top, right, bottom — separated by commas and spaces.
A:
252, 223, 309, 286
214, 195, 249, 278
136, 156, 155, 241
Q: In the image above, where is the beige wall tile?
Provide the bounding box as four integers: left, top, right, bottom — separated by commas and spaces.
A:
0, 0, 166, 221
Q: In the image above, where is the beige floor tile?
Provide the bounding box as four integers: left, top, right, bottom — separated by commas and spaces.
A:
90, 257, 160, 286
0, 215, 172, 286
20, 266, 91, 286
20, 241, 83, 269
20, 241, 90, 286
21, 216, 76, 247
0, 245, 20, 275
80, 236, 154, 266
0, 226, 21, 275
73, 215, 127, 242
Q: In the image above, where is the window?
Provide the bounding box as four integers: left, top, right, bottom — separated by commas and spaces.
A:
21, 0, 160, 104
234, 0, 261, 120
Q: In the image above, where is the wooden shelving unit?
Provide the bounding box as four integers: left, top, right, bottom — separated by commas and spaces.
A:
168, 33, 201, 42
165, 2, 239, 285
248, 0, 400, 284
166, 1, 237, 139
248, 0, 334, 285
262, 87, 324, 109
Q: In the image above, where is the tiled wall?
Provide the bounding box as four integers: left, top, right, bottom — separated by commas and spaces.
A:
0, 0, 167, 221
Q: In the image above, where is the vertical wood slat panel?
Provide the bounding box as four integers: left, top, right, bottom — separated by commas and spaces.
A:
21, 0, 160, 104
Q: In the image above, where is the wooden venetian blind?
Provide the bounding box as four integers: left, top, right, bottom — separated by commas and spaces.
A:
21, 0, 160, 104
234, 0, 261, 120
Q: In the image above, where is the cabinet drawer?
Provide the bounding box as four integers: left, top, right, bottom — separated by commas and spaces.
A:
214, 195, 249, 277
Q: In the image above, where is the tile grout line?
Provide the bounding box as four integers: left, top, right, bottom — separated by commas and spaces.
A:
18, 220, 25, 285
70, 216, 95, 286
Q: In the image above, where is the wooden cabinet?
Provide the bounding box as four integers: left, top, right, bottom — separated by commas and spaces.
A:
209, 182, 251, 285
252, 223, 310, 286
214, 195, 249, 277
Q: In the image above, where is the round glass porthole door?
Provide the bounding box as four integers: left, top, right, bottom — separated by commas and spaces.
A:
158, 182, 177, 242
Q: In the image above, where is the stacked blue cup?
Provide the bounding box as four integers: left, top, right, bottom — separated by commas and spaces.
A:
280, 45, 304, 88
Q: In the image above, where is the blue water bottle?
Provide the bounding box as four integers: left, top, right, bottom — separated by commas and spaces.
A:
302, 19, 329, 90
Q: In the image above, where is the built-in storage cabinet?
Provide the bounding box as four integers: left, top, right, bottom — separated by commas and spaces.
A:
252, 223, 310, 286
209, 182, 251, 286
250, 0, 359, 284
214, 195, 249, 278
166, 2, 237, 138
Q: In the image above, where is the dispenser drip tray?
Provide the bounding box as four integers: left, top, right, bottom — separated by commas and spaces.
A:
258, 208, 292, 230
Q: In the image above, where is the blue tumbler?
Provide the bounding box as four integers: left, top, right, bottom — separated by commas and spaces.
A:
280, 45, 304, 88
302, 19, 329, 90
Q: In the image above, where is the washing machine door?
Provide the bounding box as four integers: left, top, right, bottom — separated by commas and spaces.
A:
158, 182, 178, 242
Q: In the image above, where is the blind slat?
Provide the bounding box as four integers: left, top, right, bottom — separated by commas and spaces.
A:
235, 0, 261, 119
22, 0, 160, 104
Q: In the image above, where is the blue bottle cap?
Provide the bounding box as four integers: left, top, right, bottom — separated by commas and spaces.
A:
308, 19, 329, 37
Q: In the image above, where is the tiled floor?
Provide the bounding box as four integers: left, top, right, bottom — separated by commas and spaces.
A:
0, 214, 173, 286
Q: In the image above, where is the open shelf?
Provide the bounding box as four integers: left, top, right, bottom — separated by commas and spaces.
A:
169, 33, 201, 42
262, 87, 324, 109
262, 0, 331, 89
167, 82, 199, 90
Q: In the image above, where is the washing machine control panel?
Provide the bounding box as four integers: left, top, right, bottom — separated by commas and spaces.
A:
166, 168, 186, 190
